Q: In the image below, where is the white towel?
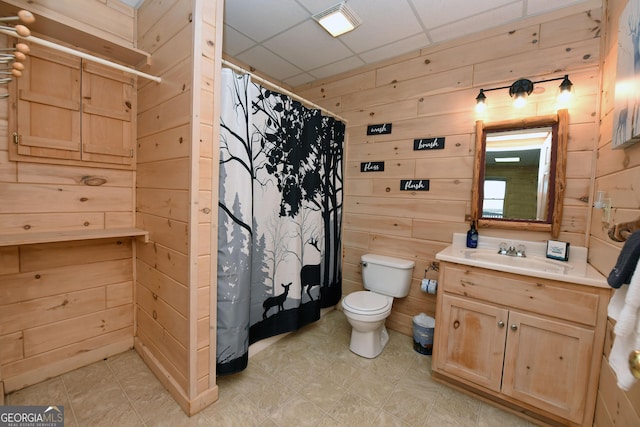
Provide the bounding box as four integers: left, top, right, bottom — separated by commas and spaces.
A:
608, 260, 640, 391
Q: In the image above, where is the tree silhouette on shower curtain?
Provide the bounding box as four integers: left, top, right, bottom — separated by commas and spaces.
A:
217, 69, 345, 375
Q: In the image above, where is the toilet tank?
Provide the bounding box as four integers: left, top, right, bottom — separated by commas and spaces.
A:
361, 254, 415, 297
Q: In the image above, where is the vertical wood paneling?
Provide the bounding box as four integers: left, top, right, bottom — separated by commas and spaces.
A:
582, 0, 640, 422
134, 0, 218, 415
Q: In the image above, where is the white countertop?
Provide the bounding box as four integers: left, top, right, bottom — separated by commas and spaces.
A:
435, 233, 609, 288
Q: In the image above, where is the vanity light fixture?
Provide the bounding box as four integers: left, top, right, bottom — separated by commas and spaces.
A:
313, 1, 361, 37
475, 74, 573, 112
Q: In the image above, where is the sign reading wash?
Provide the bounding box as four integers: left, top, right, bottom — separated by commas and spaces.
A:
367, 123, 392, 135
401, 179, 429, 191
1, 406, 64, 427
414, 137, 445, 150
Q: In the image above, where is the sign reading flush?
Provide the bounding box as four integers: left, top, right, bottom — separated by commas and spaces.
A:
401, 179, 429, 191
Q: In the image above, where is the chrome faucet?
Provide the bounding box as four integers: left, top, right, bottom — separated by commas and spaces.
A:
498, 242, 526, 257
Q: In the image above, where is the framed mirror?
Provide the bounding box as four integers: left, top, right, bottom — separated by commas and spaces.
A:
471, 110, 568, 238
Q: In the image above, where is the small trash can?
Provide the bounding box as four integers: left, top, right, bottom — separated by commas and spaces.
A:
412, 313, 435, 355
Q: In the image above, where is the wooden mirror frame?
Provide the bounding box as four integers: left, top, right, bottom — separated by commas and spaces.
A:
471, 109, 568, 238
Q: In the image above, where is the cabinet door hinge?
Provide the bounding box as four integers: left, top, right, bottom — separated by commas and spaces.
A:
130, 148, 134, 158
12, 132, 20, 145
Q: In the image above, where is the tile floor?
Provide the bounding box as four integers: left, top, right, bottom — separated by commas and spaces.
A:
5, 309, 540, 426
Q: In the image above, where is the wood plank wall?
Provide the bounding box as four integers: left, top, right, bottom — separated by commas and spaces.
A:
294, 3, 603, 337
0, 1, 137, 396
592, 0, 640, 423
135, 0, 218, 415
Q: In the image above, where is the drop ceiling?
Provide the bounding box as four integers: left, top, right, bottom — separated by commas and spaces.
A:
223, 0, 595, 87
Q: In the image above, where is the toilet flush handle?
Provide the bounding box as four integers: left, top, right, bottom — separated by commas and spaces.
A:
360, 261, 368, 267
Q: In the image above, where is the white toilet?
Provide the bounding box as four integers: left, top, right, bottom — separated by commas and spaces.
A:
341, 253, 415, 358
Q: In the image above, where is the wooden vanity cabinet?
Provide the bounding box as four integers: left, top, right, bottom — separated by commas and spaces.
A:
432, 263, 609, 427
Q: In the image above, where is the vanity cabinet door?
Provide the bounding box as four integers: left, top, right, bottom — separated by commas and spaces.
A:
436, 294, 508, 392
502, 310, 594, 424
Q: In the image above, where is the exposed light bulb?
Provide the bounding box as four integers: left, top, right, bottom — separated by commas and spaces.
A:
513, 94, 527, 108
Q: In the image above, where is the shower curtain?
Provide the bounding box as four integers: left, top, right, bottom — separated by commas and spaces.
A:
216, 69, 345, 375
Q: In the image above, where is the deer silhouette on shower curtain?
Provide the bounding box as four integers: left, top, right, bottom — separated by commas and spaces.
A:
216, 69, 345, 375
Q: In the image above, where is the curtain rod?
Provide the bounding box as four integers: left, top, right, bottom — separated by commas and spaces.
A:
221, 59, 347, 123
0, 28, 162, 83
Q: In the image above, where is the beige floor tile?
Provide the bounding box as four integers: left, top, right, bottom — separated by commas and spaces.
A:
6, 378, 79, 427
268, 394, 327, 427
325, 390, 382, 426
200, 393, 271, 426
4, 309, 543, 427
383, 381, 437, 427
295, 374, 350, 410
62, 361, 144, 426
424, 387, 481, 427
371, 409, 414, 427
477, 402, 530, 427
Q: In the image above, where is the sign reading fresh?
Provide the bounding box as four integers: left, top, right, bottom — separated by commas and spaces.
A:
401, 179, 430, 191
367, 123, 392, 135
360, 161, 385, 172
414, 137, 445, 150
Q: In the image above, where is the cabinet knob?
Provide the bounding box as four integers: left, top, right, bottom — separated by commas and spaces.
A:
629, 350, 640, 379
510, 324, 518, 331
498, 321, 505, 328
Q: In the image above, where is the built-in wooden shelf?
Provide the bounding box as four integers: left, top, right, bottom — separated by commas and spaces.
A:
0, 228, 149, 247
0, 1, 151, 67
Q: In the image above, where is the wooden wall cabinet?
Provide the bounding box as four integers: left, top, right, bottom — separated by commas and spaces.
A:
9, 43, 136, 169
433, 263, 609, 426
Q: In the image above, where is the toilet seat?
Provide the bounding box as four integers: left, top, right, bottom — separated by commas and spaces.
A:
343, 291, 391, 316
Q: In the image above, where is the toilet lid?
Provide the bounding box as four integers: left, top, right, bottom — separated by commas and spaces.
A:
343, 291, 391, 315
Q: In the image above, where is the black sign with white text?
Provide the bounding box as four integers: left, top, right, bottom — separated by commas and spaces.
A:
367, 123, 392, 135
360, 161, 385, 172
413, 137, 445, 150
400, 179, 430, 191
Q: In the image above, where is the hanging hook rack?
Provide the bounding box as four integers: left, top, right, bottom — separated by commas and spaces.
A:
0, 9, 33, 90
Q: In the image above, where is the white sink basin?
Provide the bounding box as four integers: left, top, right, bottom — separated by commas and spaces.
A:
435, 233, 608, 288
464, 251, 573, 274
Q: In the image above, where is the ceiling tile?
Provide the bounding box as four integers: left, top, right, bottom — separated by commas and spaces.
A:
221, 0, 596, 85
307, 55, 367, 80
336, 0, 424, 53
263, 20, 353, 70
411, 0, 520, 28
429, 3, 524, 43
235, 46, 304, 80
358, 33, 430, 64
224, 0, 310, 42
526, 0, 588, 15
222, 25, 256, 56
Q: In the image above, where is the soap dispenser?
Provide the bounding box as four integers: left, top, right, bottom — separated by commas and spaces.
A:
466, 221, 478, 248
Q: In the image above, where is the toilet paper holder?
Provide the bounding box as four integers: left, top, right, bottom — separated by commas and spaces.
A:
423, 262, 439, 278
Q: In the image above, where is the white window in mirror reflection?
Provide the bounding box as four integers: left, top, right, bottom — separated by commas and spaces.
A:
483, 180, 506, 218
484, 127, 552, 221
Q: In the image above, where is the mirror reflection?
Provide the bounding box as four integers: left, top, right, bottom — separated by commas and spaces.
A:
482, 126, 553, 221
